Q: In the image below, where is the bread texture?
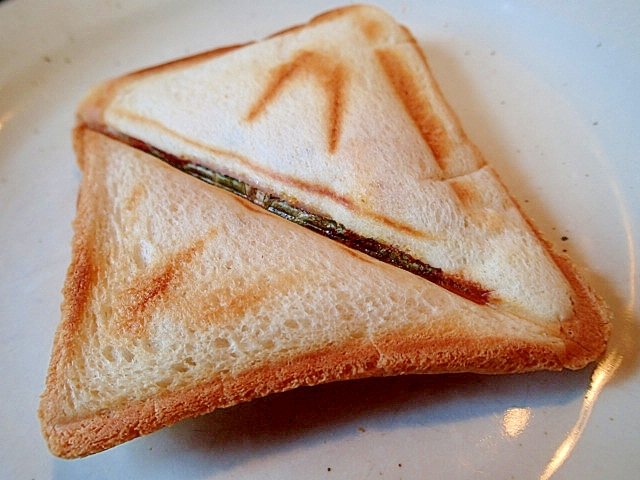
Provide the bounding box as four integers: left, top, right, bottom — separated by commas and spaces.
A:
40, 129, 609, 458
41, 5, 611, 459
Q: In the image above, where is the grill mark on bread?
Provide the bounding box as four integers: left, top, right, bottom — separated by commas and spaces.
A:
118, 237, 209, 335
62, 244, 98, 342
338, 243, 377, 264
245, 50, 348, 154
61, 132, 102, 346
360, 17, 384, 41
201, 271, 299, 328
123, 183, 146, 212
227, 192, 264, 214
404, 39, 487, 175
448, 177, 480, 208
375, 47, 452, 172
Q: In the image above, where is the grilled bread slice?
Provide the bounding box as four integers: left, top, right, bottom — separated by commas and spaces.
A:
40, 128, 608, 458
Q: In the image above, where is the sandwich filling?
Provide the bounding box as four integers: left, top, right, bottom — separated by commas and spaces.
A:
105, 130, 493, 306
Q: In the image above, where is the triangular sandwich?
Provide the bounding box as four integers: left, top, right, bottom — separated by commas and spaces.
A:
41, 5, 610, 459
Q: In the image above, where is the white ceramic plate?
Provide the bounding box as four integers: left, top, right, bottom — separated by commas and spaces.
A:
1, 1, 638, 478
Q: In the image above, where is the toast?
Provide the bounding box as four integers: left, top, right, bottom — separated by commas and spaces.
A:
41, 5, 611, 458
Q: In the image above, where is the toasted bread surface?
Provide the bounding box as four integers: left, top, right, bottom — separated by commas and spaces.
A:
39, 128, 606, 458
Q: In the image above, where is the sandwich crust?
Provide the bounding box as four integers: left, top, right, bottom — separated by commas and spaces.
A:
43, 332, 566, 459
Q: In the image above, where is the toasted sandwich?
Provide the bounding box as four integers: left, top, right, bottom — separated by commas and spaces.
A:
40, 5, 611, 459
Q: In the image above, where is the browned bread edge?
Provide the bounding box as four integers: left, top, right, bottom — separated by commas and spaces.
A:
42, 323, 566, 458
